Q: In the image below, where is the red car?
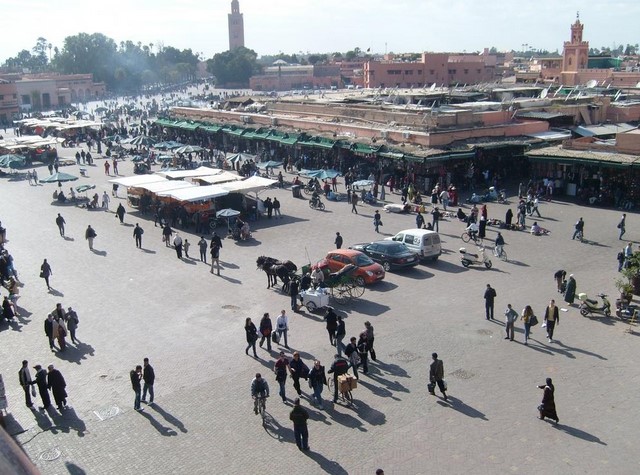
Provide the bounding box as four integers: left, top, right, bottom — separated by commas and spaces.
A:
316, 249, 386, 286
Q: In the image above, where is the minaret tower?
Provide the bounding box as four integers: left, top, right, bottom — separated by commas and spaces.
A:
562, 12, 589, 73
228, 0, 245, 50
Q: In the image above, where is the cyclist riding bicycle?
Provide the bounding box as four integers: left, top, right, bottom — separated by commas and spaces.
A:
466, 221, 479, 241
494, 232, 505, 256
251, 373, 270, 414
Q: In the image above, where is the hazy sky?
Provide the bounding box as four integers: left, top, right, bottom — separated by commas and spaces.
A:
2, 0, 639, 62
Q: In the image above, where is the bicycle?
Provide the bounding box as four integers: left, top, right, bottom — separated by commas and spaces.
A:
254, 395, 268, 420
494, 246, 508, 262
461, 231, 481, 244
328, 374, 354, 405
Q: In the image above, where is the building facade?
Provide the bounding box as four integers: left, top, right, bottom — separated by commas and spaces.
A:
0, 79, 19, 123
228, 0, 245, 50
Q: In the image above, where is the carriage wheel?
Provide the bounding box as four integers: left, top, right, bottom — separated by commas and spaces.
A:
305, 301, 317, 312
348, 281, 365, 298
333, 283, 350, 304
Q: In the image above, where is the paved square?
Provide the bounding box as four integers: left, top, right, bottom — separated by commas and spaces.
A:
1, 129, 639, 474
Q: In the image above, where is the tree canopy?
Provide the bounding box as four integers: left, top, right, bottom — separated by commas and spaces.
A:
206, 47, 261, 86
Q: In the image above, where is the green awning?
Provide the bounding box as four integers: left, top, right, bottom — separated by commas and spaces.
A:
343, 143, 381, 155
175, 121, 200, 131
278, 134, 299, 145
298, 137, 337, 149
199, 124, 222, 133
249, 129, 273, 140
402, 155, 425, 164
222, 126, 247, 136
155, 118, 177, 127
378, 151, 405, 160
266, 132, 286, 142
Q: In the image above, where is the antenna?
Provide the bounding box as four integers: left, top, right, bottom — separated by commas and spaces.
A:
635, 81, 640, 88
430, 83, 436, 91
585, 79, 597, 89
540, 88, 549, 99
553, 85, 563, 97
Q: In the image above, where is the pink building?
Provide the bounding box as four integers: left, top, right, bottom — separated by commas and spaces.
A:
364, 52, 497, 88
0, 79, 19, 123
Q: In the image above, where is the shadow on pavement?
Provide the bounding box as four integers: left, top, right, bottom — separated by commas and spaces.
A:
553, 423, 607, 445
149, 403, 188, 433
442, 396, 489, 420
303, 450, 349, 474
55, 341, 95, 364
353, 399, 386, 426
262, 412, 294, 442
53, 407, 88, 437
65, 461, 88, 474
91, 249, 107, 257
218, 274, 242, 284
326, 405, 366, 431
48, 288, 65, 297
374, 360, 410, 378
137, 409, 177, 436
2, 413, 26, 437
140, 248, 157, 254
548, 340, 607, 360
431, 260, 466, 274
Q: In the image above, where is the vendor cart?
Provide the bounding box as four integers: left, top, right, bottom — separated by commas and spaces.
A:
299, 288, 330, 312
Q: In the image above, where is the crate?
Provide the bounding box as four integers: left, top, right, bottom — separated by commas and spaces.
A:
338, 374, 357, 392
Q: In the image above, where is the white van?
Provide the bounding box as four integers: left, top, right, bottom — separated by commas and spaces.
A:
386, 229, 442, 261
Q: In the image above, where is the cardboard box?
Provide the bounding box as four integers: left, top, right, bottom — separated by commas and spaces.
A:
338, 374, 357, 391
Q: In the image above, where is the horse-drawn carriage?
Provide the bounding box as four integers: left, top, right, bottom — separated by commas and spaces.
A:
298, 264, 365, 309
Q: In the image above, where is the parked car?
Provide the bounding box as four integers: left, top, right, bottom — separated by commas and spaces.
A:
385, 229, 442, 261
316, 249, 385, 286
349, 241, 419, 271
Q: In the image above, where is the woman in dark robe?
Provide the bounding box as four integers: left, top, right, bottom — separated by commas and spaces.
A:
564, 275, 576, 305
505, 208, 513, 226
537, 378, 559, 423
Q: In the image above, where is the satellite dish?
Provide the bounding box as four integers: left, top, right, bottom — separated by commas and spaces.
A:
430, 83, 436, 91
585, 79, 598, 89
635, 81, 640, 88
540, 88, 549, 99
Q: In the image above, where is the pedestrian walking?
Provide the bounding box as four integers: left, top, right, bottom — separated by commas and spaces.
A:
18, 360, 34, 408
521, 305, 535, 345
40, 259, 52, 290
44, 314, 55, 350
289, 398, 310, 451
47, 364, 68, 411
334, 232, 343, 249
335, 316, 346, 356
183, 239, 190, 258
289, 352, 309, 396
572, 217, 584, 240
543, 299, 559, 343
618, 213, 626, 240
554, 269, 566, 293
564, 274, 576, 305
210, 240, 221, 275
327, 354, 350, 403
32, 168, 39, 184
537, 378, 559, 424
624, 242, 633, 269
351, 193, 358, 214
484, 284, 497, 320
66, 307, 79, 344
198, 236, 208, 263
504, 304, 518, 341
133, 223, 144, 248
530, 197, 541, 217
173, 233, 183, 259
141, 358, 155, 405
290, 278, 300, 312
373, 210, 382, 233
276, 310, 289, 348
115, 203, 126, 224
323, 307, 338, 345
379, 183, 386, 201
56, 317, 67, 352
101, 191, 110, 210
416, 211, 425, 229
428, 352, 448, 401
259, 312, 273, 351
33, 365, 51, 410
104, 161, 110, 175
55, 213, 66, 237
344, 337, 360, 379
113, 158, 119, 175
273, 197, 281, 218
617, 248, 626, 272
357, 333, 369, 375
130, 365, 143, 411
274, 351, 290, 403
308, 360, 327, 409
245, 317, 258, 357
85, 225, 97, 250
162, 225, 173, 247
364, 321, 376, 361
431, 207, 441, 232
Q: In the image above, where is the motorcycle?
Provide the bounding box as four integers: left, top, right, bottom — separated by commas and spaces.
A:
459, 247, 492, 269
579, 293, 611, 317
309, 197, 325, 211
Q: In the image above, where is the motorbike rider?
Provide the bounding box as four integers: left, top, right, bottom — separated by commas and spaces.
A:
466, 221, 479, 241
311, 189, 321, 208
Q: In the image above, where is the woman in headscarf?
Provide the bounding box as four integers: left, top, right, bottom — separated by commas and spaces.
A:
537, 378, 559, 424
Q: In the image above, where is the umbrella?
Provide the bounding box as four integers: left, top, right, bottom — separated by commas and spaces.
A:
257, 161, 282, 169
75, 184, 95, 193
216, 208, 241, 233
40, 172, 79, 183
351, 180, 375, 191
301, 169, 341, 180
131, 155, 145, 163
106, 134, 124, 143
174, 145, 203, 154
95, 106, 108, 113
126, 135, 157, 147
154, 141, 184, 150
0, 154, 26, 168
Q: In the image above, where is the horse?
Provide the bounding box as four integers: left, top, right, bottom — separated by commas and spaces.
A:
256, 256, 297, 289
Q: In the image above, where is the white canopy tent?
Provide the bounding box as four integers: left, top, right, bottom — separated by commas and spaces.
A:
155, 166, 222, 179
109, 175, 168, 188
196, 171, 244, 185
221, 175, 277, 194
132, 180, 195, 193
156, 185, 229, 202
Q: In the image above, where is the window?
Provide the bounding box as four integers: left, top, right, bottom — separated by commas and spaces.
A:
477, 69, 481, 74
464, 69, 469, 74
429, 70, 435, 75
448, 69, 457, 74
21, 95, 30, 105
0, 95, 4, 100
405, 70, 413, 75
418, 70, 422, 75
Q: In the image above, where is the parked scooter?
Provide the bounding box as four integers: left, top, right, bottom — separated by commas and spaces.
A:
578, 292, 611, 317
459, 247, 492, 269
